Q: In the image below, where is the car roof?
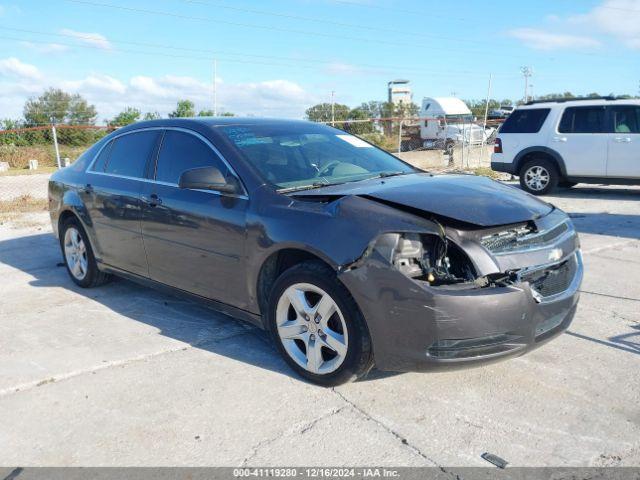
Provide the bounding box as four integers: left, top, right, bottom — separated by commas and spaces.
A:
516, 98, 640, 110
116, 117, 318, 132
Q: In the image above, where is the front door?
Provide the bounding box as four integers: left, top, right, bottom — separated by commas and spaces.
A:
607, 105, 640, 178
140, 129, 249, 307
83, 130, 161, 276
554, 105, 608, 177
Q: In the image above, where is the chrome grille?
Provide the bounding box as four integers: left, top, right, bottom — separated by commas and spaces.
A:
481, 221, 569, 254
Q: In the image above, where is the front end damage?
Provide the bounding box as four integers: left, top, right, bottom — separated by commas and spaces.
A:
337, 206, 582, 372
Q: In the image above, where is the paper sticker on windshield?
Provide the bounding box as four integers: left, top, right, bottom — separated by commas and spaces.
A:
336, 134, 373, 148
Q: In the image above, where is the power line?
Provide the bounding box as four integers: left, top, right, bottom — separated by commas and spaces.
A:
66, 0, 620, 59
3, 30, 543, 79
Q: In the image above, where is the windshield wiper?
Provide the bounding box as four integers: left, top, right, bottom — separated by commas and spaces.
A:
376, 171, 410, 178
278, 181, 341, 194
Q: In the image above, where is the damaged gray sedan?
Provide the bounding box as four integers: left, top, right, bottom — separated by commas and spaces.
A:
48, 118, 582, 386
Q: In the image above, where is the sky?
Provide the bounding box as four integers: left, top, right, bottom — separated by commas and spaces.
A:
0, 0, 639, 122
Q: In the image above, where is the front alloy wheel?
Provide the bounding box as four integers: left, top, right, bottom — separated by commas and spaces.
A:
267, 260, 373, 386
276, 283, 348, 375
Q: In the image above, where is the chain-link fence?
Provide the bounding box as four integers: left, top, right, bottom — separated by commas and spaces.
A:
0, 126, 112, 213
324, 116, 505, 172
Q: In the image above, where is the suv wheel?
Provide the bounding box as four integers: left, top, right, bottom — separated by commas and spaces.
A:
519, 158, 559, 195
267, 261, 373, 386
60, 216, 111, 288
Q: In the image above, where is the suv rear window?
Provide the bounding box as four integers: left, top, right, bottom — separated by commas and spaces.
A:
558, 106, 606, 133
499, 108, 550, 133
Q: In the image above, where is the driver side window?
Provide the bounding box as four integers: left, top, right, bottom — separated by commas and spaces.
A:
155, 130, 229, 184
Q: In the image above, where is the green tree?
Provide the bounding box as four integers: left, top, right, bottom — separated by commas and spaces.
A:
143, 111, 161, 120
22, 88, 97, 145
23, 88, 97, 127
109, 107, 141, 127
305, 102, 350, 123
198, 109, 214, 117
169, 100, 196, 118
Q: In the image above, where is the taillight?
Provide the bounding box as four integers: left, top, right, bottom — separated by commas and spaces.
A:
494, 137, 503, 154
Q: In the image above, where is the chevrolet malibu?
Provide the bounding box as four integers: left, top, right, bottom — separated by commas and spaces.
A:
48, 118, 583, 386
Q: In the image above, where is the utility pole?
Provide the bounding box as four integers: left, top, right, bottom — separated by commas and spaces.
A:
213, 59, 218, 116
330, 90, 335, 126
521, 66, 532, 103
51, 117, 61, 169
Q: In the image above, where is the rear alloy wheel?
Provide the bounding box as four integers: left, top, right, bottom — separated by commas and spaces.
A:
268, 261, 372, 386
60, 216, 111, 288
519, 158, 559, 195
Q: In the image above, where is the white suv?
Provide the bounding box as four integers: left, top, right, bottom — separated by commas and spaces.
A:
491, 97, 640, 195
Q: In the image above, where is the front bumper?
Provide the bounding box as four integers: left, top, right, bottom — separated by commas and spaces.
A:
339, 250, 582, 372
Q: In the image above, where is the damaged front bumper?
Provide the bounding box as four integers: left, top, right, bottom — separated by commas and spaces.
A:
338, 219, 583, 372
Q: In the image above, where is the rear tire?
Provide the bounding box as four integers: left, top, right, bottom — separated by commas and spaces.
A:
60, 216, 111, 288
519, 158, 559, 195
266, 260, 373, 386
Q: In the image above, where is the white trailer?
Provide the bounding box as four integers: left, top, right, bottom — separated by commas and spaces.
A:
419, 97, 494, 151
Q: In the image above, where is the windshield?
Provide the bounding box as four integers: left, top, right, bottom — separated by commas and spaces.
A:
220, 124, 415, 191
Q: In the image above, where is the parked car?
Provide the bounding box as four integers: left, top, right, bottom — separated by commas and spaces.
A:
49, 118, 582, 386
487, 105, 514, 120
491, 97, 640, 194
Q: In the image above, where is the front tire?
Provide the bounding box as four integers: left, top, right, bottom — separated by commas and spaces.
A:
519, 158, 559, 195
266, 261, 373, 386
60, 216, 111, 288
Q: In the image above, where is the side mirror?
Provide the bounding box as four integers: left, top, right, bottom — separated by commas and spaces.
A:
178, 166, 240, 194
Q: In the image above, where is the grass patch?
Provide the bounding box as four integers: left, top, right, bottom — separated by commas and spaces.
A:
0, 166, 58, 177
0, 195, 48, 225
472, 166, 504, 180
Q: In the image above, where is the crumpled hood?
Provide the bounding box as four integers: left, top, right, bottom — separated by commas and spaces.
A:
292, 173, 553, 227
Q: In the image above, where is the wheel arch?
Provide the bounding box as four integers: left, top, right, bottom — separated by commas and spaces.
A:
255, 247, 337, 320
514, 147, 567, 178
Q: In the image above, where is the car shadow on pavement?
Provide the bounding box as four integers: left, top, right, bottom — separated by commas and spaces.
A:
568, 213, 640, 240
0, 232, 397, 384
546, 185, 640, 201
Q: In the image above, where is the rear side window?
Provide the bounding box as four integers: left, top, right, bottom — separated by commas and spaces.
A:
104, 130, 161, 178
610, 105, 640, 134
499, 108, 550, 133
155, 130, 229, 184
558, 106, 606, 133
91, 140, 113, 172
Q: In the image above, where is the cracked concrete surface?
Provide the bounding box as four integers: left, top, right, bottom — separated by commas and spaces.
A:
0, 184, 639, 466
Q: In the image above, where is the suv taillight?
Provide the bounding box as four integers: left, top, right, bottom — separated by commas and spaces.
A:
494, 137, 503, 154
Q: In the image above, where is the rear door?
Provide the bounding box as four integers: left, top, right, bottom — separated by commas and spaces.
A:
84, 129, 161, 276
606, 105, 640, 178
554, 106, 608, 176
140, 129, 249, 306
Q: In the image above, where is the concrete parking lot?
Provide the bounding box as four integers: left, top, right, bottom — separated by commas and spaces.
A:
0, 183, 639, 467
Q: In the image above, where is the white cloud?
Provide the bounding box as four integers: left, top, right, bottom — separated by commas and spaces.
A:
571, 0, 640, 50
20, 41, 70, 54
0, 57, 42, 80
507, 28, 601, 50
60, 29, 112, 50
62, 74, 127, 95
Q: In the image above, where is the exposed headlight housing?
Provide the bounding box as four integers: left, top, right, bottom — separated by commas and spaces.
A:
372, 232, 476, 285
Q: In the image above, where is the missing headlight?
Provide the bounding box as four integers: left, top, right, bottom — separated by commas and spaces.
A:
373, 232, 476, 285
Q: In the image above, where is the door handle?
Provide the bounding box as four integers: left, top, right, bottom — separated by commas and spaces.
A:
83, 183, 94, 194
143, 193, 162, 207
613, 137, 631, 143
552, 136, 567, 142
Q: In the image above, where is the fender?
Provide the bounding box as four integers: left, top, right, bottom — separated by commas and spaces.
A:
56, 186, 103, 263
513, 146, 567, 177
